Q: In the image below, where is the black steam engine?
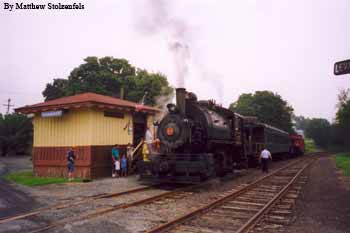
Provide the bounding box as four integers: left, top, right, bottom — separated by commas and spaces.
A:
139, 88, 247, 183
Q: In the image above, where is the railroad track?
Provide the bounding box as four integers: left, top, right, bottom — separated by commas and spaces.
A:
250, 177, 307, 233
0, 185, 157, 224
145, 157, 314, 233
26, 183, 205, 233
2, 155, 316, 233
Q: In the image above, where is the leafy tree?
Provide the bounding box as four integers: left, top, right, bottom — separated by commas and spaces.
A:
304, 118, 331, 148
229, 91, 294, 132
42, 79, 68, 101
0, 113, 33, 156
42, 57, 173, 106
333, 89, 350, 147
293, 115, 308, 131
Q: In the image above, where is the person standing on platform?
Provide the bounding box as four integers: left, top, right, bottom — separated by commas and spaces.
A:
121, 154, 127, 177
145, 127, 153, 142
67, 148, 78, 181
111, 145, 120, 178
145, 126, 154, 153
126, 143, 133, 174
259, 147, 272, 173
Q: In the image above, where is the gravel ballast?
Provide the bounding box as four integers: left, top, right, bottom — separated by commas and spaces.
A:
285, 155, 350, 233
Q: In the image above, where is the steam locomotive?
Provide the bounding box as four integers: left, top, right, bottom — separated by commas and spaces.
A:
139, 88, 304, 183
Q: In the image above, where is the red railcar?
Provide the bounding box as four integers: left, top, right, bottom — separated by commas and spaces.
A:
289, 134, 305, 156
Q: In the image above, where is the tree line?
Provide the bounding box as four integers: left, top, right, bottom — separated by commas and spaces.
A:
294, 89, 350, 149
43, 56, 173, 106
2, 56, 348, 156
0, 114, 32, 156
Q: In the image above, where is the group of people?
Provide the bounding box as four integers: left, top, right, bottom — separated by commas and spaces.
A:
65, 127, 153, 180
111, 143, 133, 178
65, 125, 272, 180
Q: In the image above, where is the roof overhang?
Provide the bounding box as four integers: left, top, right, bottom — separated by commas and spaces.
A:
15, 101, 159, 115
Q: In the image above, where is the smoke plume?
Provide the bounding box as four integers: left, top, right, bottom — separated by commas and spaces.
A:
134, 0, 224, 102
155, 90, 175, 120
135, 0, 190, 87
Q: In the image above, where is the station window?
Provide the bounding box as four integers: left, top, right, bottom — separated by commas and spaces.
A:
104, 111, 124, 118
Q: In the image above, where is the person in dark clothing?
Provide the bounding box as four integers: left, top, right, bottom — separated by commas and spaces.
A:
67, 148, 78, 181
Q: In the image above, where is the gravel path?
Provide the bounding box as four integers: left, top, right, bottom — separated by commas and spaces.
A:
285, 154, 350, 233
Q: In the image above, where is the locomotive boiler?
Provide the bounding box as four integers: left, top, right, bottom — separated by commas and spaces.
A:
139, 88, 246, 183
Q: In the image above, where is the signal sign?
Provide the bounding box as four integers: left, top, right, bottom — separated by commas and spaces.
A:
334, 59, 350, 75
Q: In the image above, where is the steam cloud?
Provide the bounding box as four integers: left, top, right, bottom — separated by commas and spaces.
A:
135, 0, 190, 87
134, 0, 224, 102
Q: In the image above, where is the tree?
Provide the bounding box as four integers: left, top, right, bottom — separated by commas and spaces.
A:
304, 118, 331, 148
42, 79, 68, 101
42, 56, 173, 106
0, 113, 33, 156
333, 88, 350, 147
229, 91, 294, 132
293, 115, 308, 131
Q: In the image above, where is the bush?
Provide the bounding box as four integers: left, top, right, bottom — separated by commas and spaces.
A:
304, 138, 320, 153
335, 153, 350, 176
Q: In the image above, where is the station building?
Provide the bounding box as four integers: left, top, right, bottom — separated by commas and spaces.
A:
15, 92, 159, 179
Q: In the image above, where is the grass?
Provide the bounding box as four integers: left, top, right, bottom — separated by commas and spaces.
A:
304, 138, 320, 153
335, 153, 350, 176
4, 170, 81, 186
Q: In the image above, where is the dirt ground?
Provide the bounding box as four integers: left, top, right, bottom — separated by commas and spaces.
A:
285, 154, 350, 233
1, 154, 349, 233
0, 156, 39, 218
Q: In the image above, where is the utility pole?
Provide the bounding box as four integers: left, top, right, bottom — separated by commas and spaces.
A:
3, 98, 14, 114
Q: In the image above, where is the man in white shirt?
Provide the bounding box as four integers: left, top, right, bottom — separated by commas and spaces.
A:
145, 127, 153, 144
145, 126, 154, 153
259, 147, 272, 173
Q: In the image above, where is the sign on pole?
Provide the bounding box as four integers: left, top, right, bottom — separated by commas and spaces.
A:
334, 59, 350, 75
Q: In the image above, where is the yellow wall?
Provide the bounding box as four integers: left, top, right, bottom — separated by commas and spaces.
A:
33, 108, 133, 147
33, 109, 92, 147
90, 110, 133, 145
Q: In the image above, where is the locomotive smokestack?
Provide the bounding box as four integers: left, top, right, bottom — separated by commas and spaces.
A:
176, 88, 186, 115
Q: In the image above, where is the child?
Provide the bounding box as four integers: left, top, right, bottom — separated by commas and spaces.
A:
121, 154, 127, 177
111, 145, 120, 178
115, 157, 120, 178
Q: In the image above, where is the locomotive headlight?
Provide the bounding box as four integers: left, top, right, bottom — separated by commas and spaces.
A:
166, 127, 174, 136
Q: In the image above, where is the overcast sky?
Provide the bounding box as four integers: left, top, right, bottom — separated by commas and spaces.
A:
1, 0, 350, 121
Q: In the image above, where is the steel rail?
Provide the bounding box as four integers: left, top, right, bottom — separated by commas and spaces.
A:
145, 158, 313, 233
28, 183, 205, 233
0, 185, 154, 224
235, 158, 314, 233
